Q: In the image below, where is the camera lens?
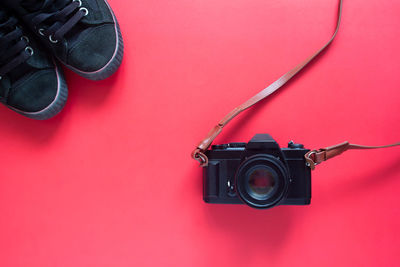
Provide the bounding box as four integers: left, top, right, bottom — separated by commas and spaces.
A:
235, 155, 290, 209
247, 167, 277, 198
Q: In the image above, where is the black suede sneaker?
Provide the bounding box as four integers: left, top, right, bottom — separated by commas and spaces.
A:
3, 0, 124, 81
0, 7, 67, 120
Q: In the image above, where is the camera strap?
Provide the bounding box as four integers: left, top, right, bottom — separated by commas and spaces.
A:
191, 0, 400, 168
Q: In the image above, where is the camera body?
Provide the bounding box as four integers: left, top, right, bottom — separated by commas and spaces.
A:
203, 134, 311, 209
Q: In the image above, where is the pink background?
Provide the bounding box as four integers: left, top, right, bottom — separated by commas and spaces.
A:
1, 0, 399, 266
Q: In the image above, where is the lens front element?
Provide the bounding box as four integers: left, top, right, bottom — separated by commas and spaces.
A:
235, 154, 290, 209
247, 167, 277, 199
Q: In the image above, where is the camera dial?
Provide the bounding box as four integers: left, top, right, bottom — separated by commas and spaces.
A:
288, 141, 304, 149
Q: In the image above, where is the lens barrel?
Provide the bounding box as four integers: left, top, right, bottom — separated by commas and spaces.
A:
235, 155, 290, 209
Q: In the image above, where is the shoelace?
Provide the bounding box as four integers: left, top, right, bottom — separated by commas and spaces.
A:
0, 10, 33, 85
22, 0, 89, 43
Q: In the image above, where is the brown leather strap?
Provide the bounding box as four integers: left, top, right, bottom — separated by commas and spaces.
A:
192, 0, 400, 168
304, 142, 400, 170
192, 0, 344, 166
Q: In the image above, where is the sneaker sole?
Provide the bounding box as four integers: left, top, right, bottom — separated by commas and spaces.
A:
8, 62, 68, 120
62, 0, 124, 81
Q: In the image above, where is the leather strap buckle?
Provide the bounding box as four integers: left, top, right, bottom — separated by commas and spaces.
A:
305, 150, 319, 170
192, 149, 208, 167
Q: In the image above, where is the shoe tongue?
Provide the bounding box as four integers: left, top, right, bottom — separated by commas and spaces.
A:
0, 11, 15, 38
0, 12, 7, 38
20, 0, 46, 12
0, 10, 8, 21
20, 0, 67, 13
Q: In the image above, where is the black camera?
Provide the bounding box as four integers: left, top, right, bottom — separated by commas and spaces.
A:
203, 134, 311, 209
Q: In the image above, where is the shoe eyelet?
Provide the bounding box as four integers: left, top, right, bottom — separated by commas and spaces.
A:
80, 7, 89, 16
21, 36, 29, 43
25, 46, 34, 56
38, 28, 46, 36
72, 0, 82, 7
49, 35, 59, 44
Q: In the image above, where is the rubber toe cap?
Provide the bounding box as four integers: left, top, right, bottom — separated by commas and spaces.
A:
7, 70, 58, 113
67, 24, 117, 73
